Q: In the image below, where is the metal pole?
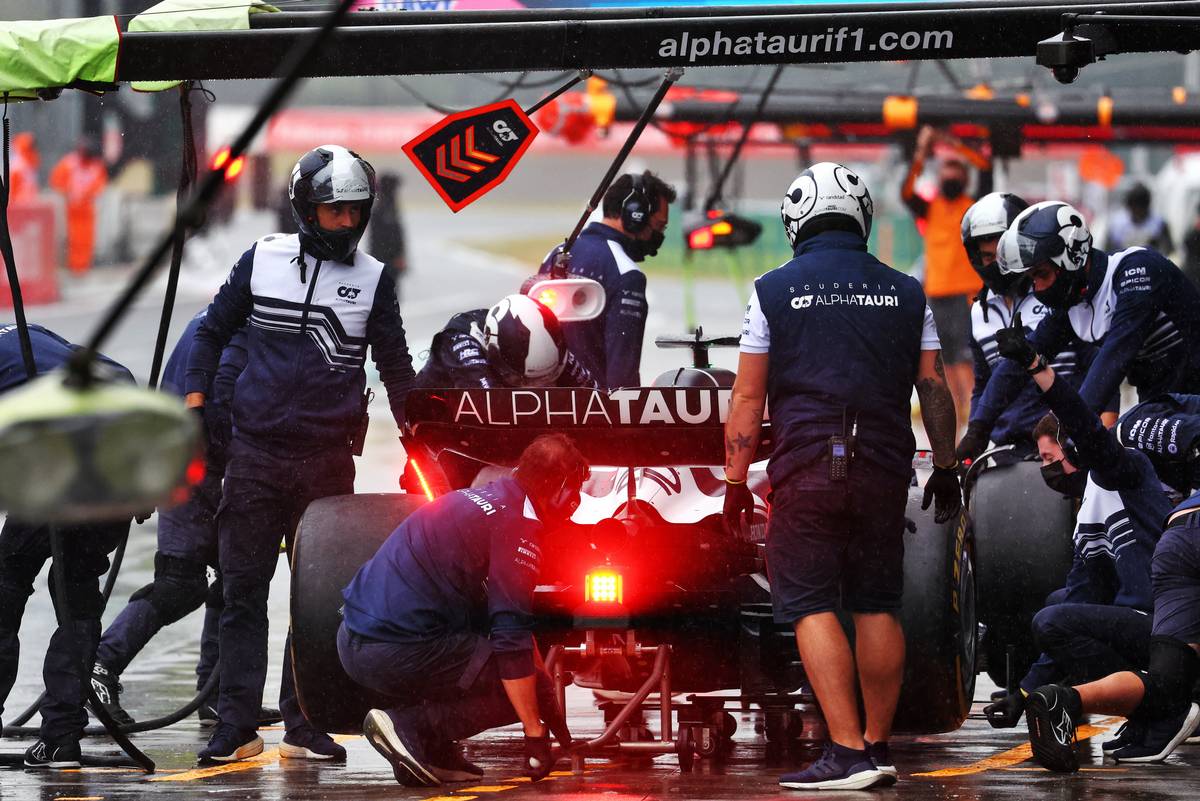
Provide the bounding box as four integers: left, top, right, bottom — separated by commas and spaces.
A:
703, 63, 786, 211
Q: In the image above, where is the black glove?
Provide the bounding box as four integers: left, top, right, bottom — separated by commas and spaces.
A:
995, 310, 1039, 369
190, 405, 207, 453
983, 689, 1026, 728
921, 464, 962, 524
535, 670, 573, 752
955, 420, 992, 464
723, 480, 755, 538
523, 734, 555, 781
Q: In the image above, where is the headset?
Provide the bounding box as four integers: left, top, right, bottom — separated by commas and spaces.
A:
620, 174, 653, 235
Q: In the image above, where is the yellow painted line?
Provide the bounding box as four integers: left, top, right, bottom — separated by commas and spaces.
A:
460, 786, 517, 793
914, 717, 1121, 778
426, 797, 477, 801
150, 734, 359, 783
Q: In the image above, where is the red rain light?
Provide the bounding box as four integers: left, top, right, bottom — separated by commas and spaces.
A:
536, 288, 559, 311
409, 458, 436, 502
688, 227, 715, 250
185, 455, 207, 486
585, 569, 623, 605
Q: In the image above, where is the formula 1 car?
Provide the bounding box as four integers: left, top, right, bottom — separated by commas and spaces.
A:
290, 335, 975, 764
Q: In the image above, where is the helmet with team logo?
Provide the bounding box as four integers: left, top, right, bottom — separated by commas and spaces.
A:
484, 295, 567, 387
780, 162, 874, 248
961, 192, 1029, 296
997, 201, 1093, 310
289, 144, 376, 262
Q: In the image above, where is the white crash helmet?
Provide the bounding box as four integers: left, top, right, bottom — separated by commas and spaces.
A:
996, 200, 1092, 276
780, 162, 874, 248
484, 295, 567, 387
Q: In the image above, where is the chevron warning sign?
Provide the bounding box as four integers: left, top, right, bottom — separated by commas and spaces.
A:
403, 99, 539, 212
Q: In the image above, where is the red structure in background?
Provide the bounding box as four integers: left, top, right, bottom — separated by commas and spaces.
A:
1, 200, 60, 307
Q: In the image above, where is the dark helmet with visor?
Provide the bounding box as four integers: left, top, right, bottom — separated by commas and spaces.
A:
289, 144, 376, 262
997, 201, 1092, 310
960, 192, 1029, 296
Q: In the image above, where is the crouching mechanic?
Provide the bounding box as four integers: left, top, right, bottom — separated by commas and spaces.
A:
723, 163, 962, 790
185, 145, 415, 764
90, 312, 281, 729
958, 201, 1200, 463
959, 193, 1110, 461
1020, 494, 1200, 770
0, 324, 132, 767
338, 434, 583, 786
980, 314, 1169, 735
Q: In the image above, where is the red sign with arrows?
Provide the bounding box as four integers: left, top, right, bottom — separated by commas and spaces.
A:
402, 99, 539, 212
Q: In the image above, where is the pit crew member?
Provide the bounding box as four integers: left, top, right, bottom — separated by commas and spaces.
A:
89, 313, 280, 729
185, 145, 415, 764
958, 201, 1200, 463
0, 324, 133, 768
980, 316, 1169, 732
339, 434, 582, 786
539, 171, 676, 388
723, 163, 962, 790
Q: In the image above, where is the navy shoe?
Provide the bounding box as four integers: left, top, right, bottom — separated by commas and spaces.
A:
1102, 718, 1145, 752
1113, 703, 1200, 763
198, 722, 264, 764
199, 703, 283, 728
1025, 684, 1082, 773
865, 740, 898, 784
779, 742, 886, 790
23, 740, 82, 769
280, 726, 347, 761
90, 663, 135, 727
429, 740, 486, 783
363, 708, 440, 787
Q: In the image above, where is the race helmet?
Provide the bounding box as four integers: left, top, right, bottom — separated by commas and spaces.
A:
780, 162, 874, 248
997, 201, 1092, 309
961, 192, 1029, 296
484, 295, 567, 387
289, 144, 376, 262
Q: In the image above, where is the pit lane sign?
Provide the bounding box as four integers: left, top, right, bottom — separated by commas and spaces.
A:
402, 99, 538, 212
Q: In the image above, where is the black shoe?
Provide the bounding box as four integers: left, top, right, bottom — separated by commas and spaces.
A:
1113, 703, 1200, 763
363, 708, 440, 787
90, 663, 135, 727
198, 723, 264, 764
1102, 718, 1145, 752
429, 741, 485, 783
280, 726, 347, 761
198, 704, 283, 728
24, 740, 82, 769
1025, 684, 1083, 773
865, 740, 898, 785
257, 706, 283, 726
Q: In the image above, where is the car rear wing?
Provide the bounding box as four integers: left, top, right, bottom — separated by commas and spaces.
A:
405, 387, 774, 467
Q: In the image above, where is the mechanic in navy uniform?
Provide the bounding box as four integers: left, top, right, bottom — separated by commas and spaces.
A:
539, 171, 676, 389
414, 294, 599, 392
1116, 393, 1200, 495
185, 145, 416, 764
339, 434, 583, 786
958, 201, 1200, 462
960, 193, 1117, 460
977, 317, 1169, 744
0, 324, 133, 768
722, 163, 962, 790
89, 313, 275, 729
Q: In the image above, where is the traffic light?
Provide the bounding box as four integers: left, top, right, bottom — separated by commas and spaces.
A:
685, 210, 762, 251
210, 146, 245, 182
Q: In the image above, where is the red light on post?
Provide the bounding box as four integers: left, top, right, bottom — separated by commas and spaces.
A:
211, 146, 245, 182
585, 569, 623, 605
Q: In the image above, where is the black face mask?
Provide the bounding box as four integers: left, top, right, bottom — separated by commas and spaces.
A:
941, 179, 965, 200
1033, 268, 1085, 310
627, 229, 664, 262
1041, 460, 1087, 498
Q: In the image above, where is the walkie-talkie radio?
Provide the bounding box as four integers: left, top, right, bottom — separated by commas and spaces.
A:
828, 412, 857, 482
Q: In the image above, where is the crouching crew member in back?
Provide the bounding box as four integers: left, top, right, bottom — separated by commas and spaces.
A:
722, 163, 962, 790
339, 435, 583, 786
186, 145, 415, 764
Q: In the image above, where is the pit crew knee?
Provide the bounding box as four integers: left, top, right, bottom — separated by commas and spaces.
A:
1031, 605, 1069, 648
138, 553, 209, 621
1135, 636, 1200, 719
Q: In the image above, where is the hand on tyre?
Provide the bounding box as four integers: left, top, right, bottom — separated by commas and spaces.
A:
955, 420, 991, 464
995, 311, 1039, 369
922, 464, 962, 524
523, 734, 554, 781
723, 481, 755, 538
983, 689, 1026, 728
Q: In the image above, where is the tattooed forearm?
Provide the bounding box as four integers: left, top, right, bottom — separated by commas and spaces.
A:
916, 375, 958, 464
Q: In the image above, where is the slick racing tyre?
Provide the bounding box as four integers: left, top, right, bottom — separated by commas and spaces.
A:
970, 460, 1075, 686
893, 486, 976, 734
290, 493, 427, 734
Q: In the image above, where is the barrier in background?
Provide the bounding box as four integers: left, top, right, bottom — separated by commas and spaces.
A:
2, 199, 60, 307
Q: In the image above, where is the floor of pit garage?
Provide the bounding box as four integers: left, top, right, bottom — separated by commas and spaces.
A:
3, 680, 1197, 801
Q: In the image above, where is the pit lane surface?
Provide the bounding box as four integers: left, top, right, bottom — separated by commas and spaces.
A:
4, 210, 1194, 799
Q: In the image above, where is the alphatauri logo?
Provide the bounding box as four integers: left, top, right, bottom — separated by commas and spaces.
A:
337, 284, 362, 302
